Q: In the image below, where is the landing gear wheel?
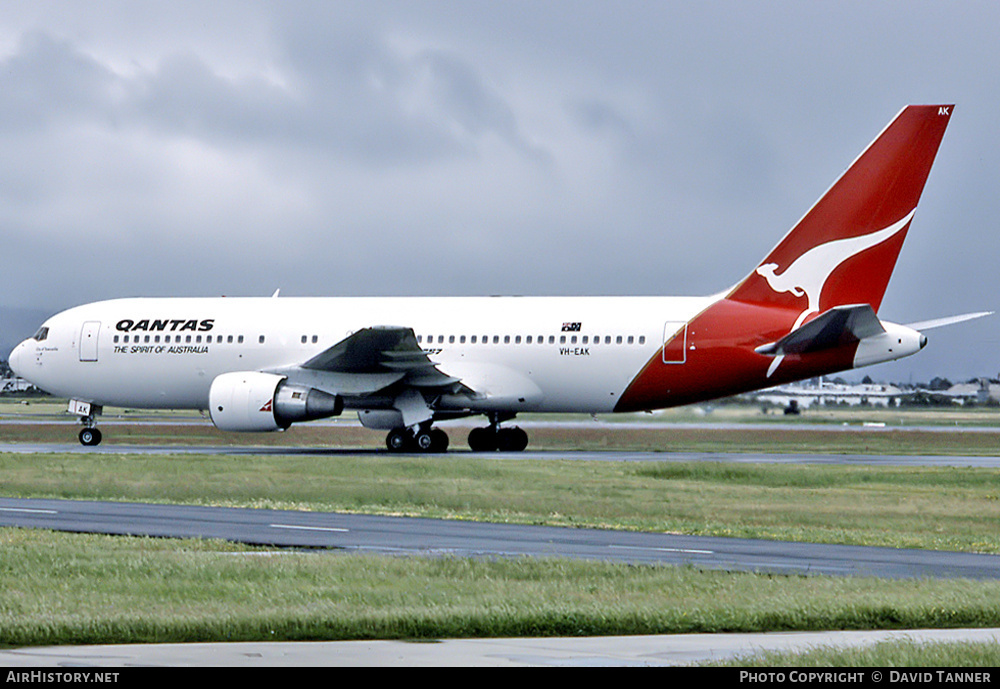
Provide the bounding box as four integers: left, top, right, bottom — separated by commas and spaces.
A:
79, 427, 102, 447
414, 430, 434, 452
386, 428, 411, 452
430, 428, 449, 452
468, 426, 497, 452
468, 425, 528, 452
497, 426, 528, 452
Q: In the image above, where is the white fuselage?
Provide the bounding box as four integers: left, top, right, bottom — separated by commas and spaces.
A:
9, 295, 715, 415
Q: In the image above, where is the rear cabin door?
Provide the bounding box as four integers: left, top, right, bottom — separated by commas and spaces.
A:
662, 321, 688, 364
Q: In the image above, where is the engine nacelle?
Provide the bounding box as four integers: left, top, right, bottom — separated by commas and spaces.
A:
209, 371, 343, 432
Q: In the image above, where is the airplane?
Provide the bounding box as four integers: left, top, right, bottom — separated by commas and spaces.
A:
8, 104, 990, 452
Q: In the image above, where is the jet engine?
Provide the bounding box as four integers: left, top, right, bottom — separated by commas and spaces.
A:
209, 371, 343, 432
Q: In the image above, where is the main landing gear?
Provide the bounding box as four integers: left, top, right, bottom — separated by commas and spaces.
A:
467, 412, 528, 452
467, 424, 528, 452
385, 424, 450, 453
383, 416, 530, 453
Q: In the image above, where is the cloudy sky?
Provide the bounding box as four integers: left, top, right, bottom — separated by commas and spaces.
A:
2, 1, 998, 383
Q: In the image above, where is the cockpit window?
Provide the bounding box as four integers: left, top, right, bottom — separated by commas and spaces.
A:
33, 327, 49, 342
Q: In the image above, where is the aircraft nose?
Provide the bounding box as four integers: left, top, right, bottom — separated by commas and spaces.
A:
9, 341, 25, 376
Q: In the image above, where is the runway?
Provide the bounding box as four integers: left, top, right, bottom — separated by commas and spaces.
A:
4, 440, 1000, 468
4, 628, 1000, 667
4, 494, 1000, 580
5, 441, 1000, 665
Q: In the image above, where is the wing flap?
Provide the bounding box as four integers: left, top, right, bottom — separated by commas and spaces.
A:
280, 326, 464, 396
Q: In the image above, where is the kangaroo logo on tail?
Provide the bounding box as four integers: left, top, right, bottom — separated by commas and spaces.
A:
756, 209, 915, 376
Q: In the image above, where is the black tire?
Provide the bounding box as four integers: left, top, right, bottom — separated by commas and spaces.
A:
468, 426, 497, 452
430, 428, 449, 452
79, 428, 102, 446
497, 427, 528, 452
414, 430, 434, 452
386, 428, 410, 452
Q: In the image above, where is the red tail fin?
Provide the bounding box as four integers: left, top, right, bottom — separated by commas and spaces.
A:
728, 105, 953, 323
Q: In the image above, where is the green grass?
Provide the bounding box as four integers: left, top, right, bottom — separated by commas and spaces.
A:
711, 639, 1000, 667
3, 452, 1000, 553
5, 411, 1000, 655
4, 528, 1000, 648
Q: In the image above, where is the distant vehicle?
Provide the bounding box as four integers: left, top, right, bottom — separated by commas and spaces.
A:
8, 105, 989, 450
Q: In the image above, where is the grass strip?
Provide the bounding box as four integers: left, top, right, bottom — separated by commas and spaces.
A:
710, 639, 1000, 667
3, 452, 1000, 553
5, 421, 1000, 455
3, 529, 1000, 647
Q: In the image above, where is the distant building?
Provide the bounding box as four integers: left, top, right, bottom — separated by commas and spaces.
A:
751, 379, 905, 409
0, 376, 40, 394
941, 379, 1000, 405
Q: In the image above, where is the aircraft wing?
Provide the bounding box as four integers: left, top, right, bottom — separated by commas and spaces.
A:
269, 326, 463, 396
755, 304, 885, 356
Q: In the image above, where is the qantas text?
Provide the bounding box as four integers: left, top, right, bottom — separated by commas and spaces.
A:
116, 319, 215, 333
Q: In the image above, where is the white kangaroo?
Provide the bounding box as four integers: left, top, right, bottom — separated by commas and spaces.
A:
756, 209, 915, 376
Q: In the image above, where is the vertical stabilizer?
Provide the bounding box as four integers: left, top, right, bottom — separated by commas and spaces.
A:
728, 105, 953, 325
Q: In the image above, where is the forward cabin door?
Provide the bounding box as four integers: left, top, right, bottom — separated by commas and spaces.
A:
79, 321, 101, 362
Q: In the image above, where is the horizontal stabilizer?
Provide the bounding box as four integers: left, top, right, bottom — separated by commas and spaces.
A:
905, 311, 993, 331
755, 304, 884, 357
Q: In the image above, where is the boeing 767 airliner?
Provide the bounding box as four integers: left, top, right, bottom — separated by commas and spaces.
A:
8, 105, 988, 451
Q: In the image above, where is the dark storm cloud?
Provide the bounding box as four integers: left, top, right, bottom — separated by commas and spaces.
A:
2, 1, 999, 381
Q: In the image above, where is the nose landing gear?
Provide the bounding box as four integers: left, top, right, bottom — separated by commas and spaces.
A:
72, 400, 104, 446
79, 427, 103, 446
